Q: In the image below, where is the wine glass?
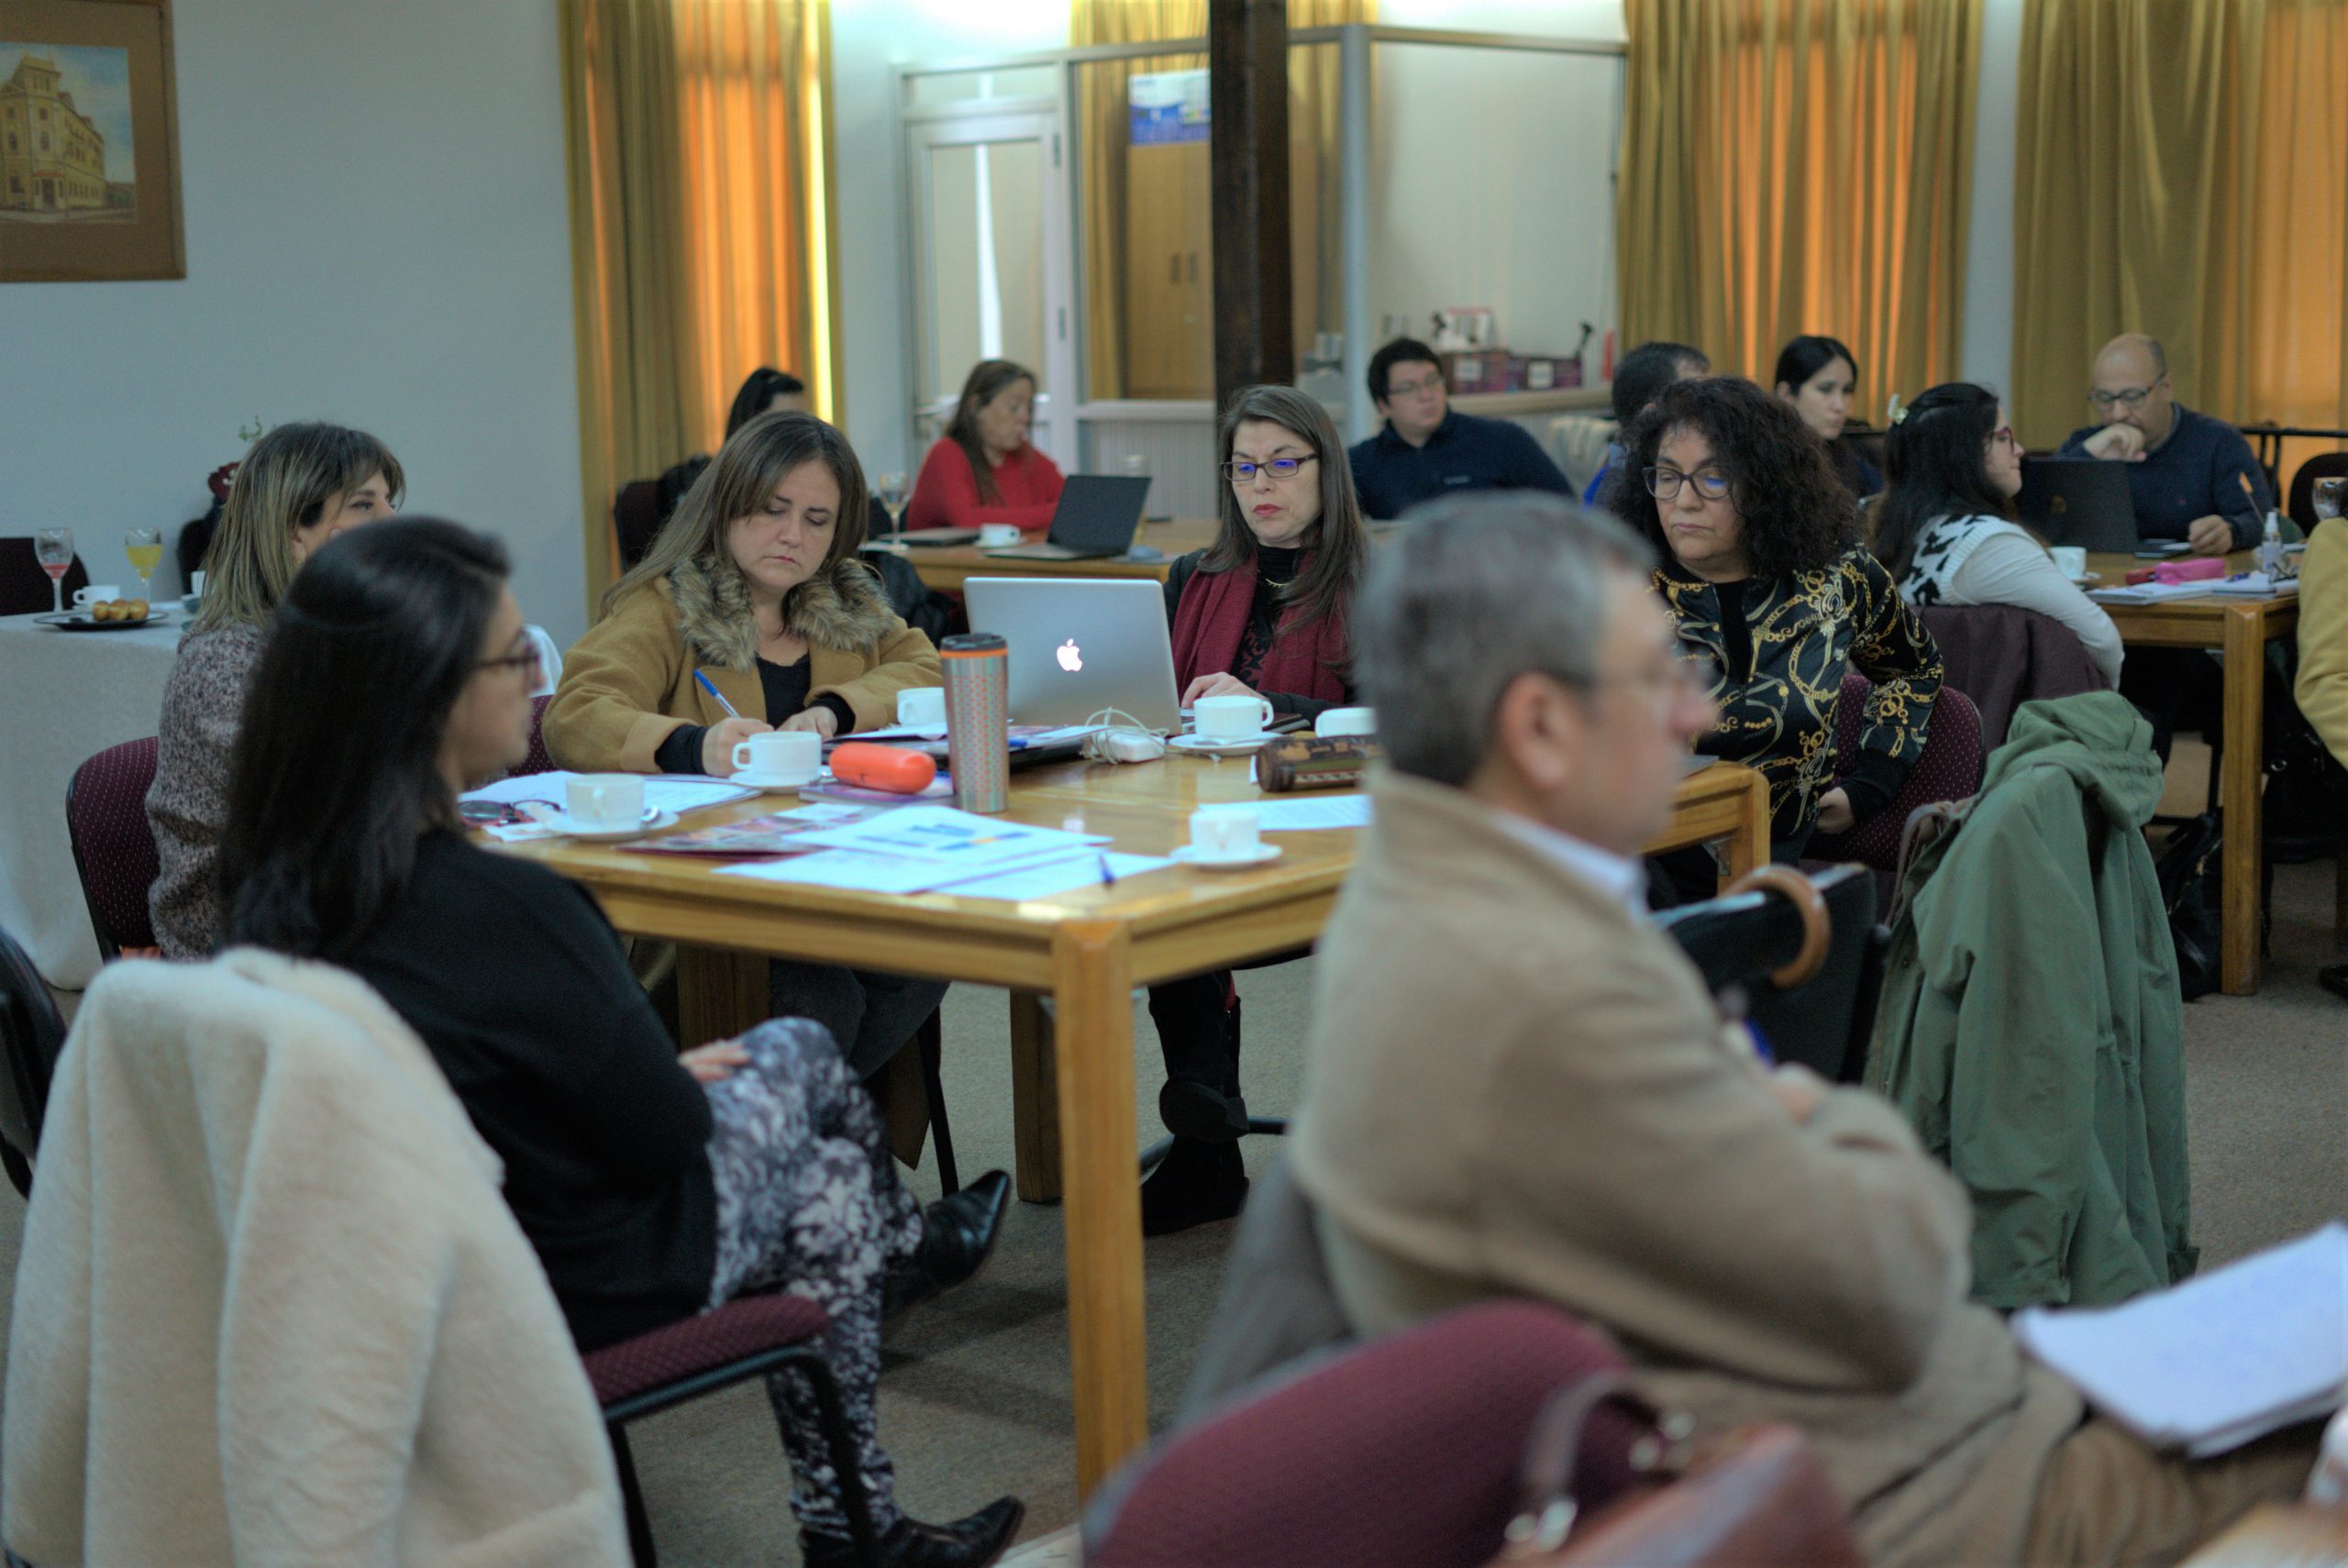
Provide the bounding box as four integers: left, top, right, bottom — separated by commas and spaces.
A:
33, 528, 74, 615
876, 470, 909, 525
124, 526, 162, 603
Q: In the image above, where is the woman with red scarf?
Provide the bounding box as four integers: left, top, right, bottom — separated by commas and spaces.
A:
1146, 385, 1369, 1234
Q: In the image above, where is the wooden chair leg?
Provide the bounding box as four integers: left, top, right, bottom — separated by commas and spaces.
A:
917, 1009, 958, 1196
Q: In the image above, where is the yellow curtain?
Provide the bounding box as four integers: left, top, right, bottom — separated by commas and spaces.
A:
2012, 0, 2348, 468
1617, 0, 1979, 417
560, 0, 837, 612
1069, 0, 1369, 401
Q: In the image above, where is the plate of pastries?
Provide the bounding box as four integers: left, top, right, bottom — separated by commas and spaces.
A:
35, 599, 167, 631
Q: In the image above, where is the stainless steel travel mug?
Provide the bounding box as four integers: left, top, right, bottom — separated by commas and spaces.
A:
938, 633, 1009, 813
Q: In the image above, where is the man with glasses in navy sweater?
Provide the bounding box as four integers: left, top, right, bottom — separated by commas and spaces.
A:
2056, 333, 2272, 558
1347, 337, 1573, 520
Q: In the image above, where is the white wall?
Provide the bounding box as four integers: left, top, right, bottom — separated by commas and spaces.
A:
830, 1, 1069, 477
0, 0, 589, 641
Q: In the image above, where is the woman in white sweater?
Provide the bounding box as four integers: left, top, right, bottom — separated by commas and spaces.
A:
1870, 382, 2123, 687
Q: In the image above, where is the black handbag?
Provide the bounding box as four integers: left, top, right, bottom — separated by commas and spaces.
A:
2155, 812, 2225, 1001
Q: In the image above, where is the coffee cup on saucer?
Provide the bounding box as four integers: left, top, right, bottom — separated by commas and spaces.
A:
978, 523, 1022, 547
567, 773, 646, 830
72, 584, 122, 610
732, 728, 823, 785
1316, 705, 1376, 739
1189, 803, 1261, 860
2049, 545, 2088, 579
1192, 692, 1276, 740
897, 687, 947, 729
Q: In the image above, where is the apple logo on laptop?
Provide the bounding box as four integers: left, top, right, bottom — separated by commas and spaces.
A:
1057, 638, 1083, 673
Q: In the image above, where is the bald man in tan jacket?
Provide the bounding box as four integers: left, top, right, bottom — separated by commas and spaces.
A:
1292, 494, 2318, 1568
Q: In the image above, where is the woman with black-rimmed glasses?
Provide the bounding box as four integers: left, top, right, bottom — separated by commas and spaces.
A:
1611, 375, 1943, 862
1145, 386, 1371, 1235
216, 519, 1021, 1568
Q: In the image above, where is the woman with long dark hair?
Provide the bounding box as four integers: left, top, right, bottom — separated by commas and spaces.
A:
657, 367, 812, 522
1614, 376, 1942, 858
1774, 335, 1882, 500
218, 519, 1019, 1568
548, 411, 947, 1080
1871, 382, 2121, 686
148, 421, 403, 958
1144, 385, 1370, 1234
901, 359, 1064, 534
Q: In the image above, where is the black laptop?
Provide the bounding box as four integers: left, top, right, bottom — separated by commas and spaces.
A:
981, 474, 1151, 560
2016, 459, 2142, 553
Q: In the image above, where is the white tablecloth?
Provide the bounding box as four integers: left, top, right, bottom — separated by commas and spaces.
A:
0, 612, 183, 988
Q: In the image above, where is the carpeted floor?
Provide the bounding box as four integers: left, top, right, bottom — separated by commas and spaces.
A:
3, 766, 2341, 1564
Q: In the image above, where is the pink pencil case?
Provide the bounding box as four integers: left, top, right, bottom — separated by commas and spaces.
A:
2151, 557, 2226, 584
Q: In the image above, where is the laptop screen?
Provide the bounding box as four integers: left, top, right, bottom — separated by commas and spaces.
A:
1047, 474, 1151, 552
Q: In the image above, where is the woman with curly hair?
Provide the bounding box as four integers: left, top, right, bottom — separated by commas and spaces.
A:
1613, 376, 1943, 860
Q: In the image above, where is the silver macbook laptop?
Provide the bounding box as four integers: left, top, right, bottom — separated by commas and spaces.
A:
962, 576, 1182, 732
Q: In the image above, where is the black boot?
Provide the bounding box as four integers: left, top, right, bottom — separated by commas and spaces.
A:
801, 1496, 1024, 1568
1153, 988, 1248, 1141
883, 1169, 1010, 1320
1141, 1137, 1248, 1237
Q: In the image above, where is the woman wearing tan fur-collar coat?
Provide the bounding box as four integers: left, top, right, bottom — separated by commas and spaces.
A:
547, 412, 946, 1077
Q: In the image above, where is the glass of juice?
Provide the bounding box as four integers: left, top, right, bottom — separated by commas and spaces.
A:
34, 528, 74, 614
124, 526, 162, 602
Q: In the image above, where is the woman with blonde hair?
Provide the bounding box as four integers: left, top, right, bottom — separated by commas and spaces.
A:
548, 411, 949, 1077
146, 420, 403, 958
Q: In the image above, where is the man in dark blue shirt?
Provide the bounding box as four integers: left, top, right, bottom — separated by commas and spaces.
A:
1346, 337, 1572, 519
2055, 334, 2271, 556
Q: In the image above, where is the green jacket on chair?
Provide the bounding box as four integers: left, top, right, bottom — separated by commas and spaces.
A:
1866, 691, 2196, 1310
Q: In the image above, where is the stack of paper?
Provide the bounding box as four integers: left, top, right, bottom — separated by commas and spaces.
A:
2088, 580, 2235, 605
460, 770, 755, 816
716, 805, 1170, 899
2201, 572, 2300, 598
2011, 1223, 2348, 1457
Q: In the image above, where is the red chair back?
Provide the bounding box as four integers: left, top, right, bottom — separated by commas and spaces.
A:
67, 737, 161, 960
511, 694, 558, 778
1810, 674, 1985, 874
1087, 1300, 1643, 1568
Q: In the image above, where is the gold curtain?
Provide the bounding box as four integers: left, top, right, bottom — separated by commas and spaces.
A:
560, 0, 837, 612
1617, 0, 1980, 416
2012, 0, 2348, 463
1069, 0, 1370, 402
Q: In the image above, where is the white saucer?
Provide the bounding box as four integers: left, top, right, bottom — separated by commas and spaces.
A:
2066, 572, 2103, 588
1170, 843, 1282, 869
1168, 733, 1274, 757
734, 770, 822, 792
529, 807, 680, 841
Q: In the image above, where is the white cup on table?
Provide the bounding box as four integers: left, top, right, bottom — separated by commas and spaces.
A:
897, 687, 947, 729
566, 773, 646, 829
1189, 803, 1262, 861
72, 584, 121, 608
978, 523, 1022, 547
732, 728, 823, 784
2049, 546, 2088, 579
1192, 692, 1276, 739
1315, 706, 1376, 739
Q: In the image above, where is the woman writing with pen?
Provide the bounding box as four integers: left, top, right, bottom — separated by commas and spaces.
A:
546, 412, 947, 1076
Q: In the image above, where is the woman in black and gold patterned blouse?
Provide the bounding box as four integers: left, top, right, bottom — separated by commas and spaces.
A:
1613, 375, 1943, 858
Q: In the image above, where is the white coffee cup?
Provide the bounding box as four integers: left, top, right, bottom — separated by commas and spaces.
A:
567, 773, 646, 828
979, 523, 1022, 547
1316, 705, 1376, 739
72, 584, 122, 608
2049, 545, 2088, 579
1193, 692, 1276, 740
897, 687, 947, 729
732, 728, 823, 783
188, 569, 205, 598
1190, 803, 1261, 859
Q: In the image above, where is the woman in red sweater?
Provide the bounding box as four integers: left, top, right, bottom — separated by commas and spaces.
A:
903, 359, 1065, 534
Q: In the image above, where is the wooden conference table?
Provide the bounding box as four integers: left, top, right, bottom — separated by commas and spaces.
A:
2086, 550, 2300, 996
872, 517, 1217, 595
508, 752, 1769, 1497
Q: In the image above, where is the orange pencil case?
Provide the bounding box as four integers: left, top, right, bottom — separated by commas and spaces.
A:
827, 743, 938, 794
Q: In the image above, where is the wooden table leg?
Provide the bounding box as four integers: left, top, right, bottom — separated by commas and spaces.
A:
1007, 990, 1062, 1203
2220, 611, 2267, 995
1723, 767, 1770, 884
1049, 922, 1148, 1500
675, 945, 770, 1043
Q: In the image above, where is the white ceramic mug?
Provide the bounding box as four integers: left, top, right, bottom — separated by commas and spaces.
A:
979, 523, 1022, 547
897, 687, 947, 728
188, 569, 206, 598
732, 728, 823, 783
567, 773, 646, 828
2049, 545, 2088, 579
1190, 803, 1261, 859
1193, 692, 1276, 739
72, 584, 121, 608
1316, 706, 1376, 739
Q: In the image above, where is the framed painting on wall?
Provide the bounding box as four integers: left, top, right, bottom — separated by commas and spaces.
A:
0, 0, 182, 282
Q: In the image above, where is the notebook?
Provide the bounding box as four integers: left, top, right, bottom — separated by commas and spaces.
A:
2010, 1223, 2348, 1457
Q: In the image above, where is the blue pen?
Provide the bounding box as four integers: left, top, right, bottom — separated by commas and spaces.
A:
1097, 851, 1116, 887
693, 669, 741, 720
